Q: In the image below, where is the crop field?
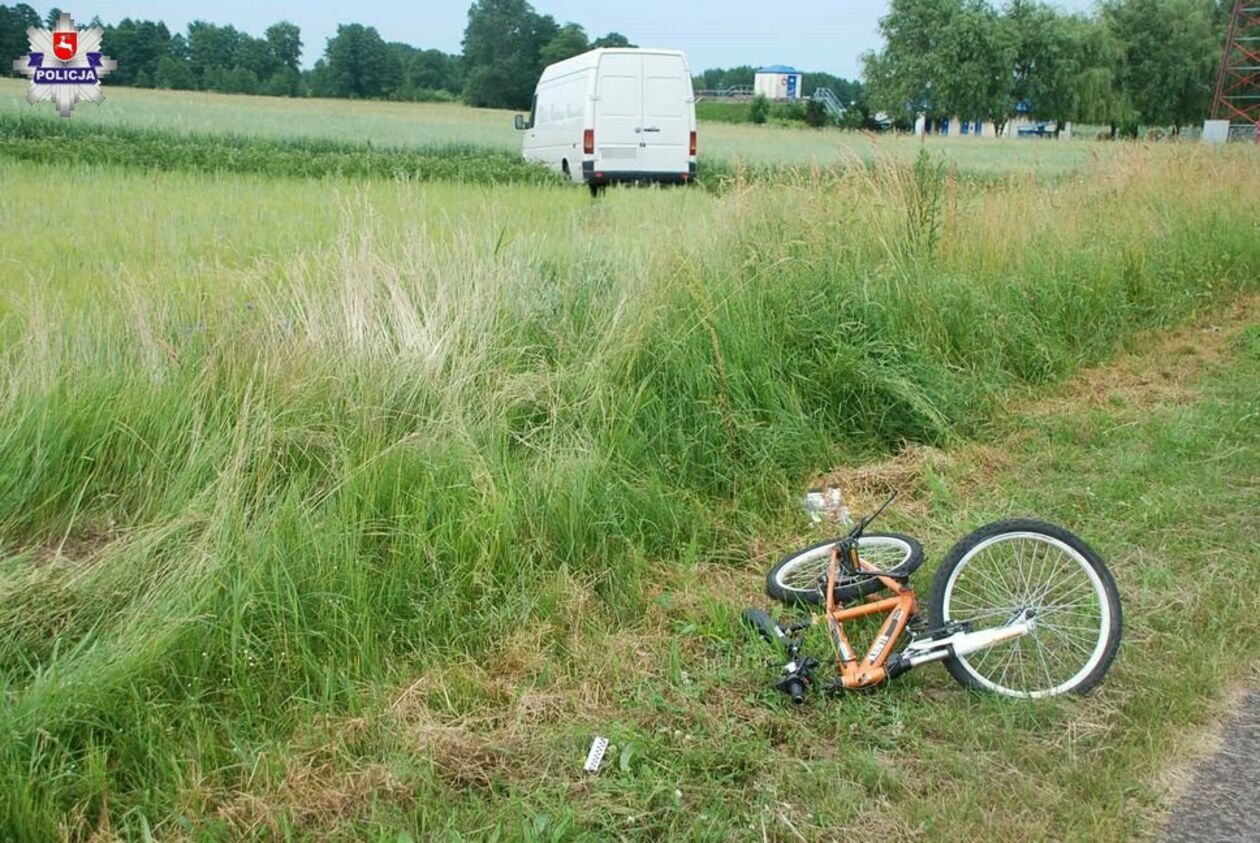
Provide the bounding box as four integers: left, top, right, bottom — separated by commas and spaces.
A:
0, 84, 1258, 840
0, 78, 1106, 176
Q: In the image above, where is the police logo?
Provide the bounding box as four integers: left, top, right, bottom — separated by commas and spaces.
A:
12, 12, 117, 118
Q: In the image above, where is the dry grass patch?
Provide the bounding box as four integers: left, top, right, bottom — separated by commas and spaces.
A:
216, 725, 413, 838
21, 523, 119, 568
813, 443, 939, 518
1023, 295, 1257, 420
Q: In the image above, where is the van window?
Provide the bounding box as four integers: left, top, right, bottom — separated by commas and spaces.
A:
528, 94, 538, 128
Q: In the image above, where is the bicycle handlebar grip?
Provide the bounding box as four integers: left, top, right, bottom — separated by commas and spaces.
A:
784, 676, 806, 704
741, 608, 788, 646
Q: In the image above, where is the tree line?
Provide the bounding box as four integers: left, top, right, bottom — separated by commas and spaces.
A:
864, 0, 1230, 135
3, 0, 1231, 130
0, 1, 634, 106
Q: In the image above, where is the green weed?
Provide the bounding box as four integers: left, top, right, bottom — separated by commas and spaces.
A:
0, 127, 1256, 837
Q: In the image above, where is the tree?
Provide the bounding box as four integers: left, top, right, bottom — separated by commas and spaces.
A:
863, 0, 962, 124
187, 21, 247, 89
865, 0, 1014, 127
168, 33, 190, 62
232, 35, 272, 80
1, 4, 43, 77
1066, 13, 1132, 131
750, 95, 769, 124
591, 32, 636, 48
462, 0, 558, 108
154, 54, 195, 89
1004, 0, 1081, 127
1101, 0, 1219, 131
260, 67, 301, 97
385, 41, 420, 97
265, 22, 302, 75
306, 59, 335, 98
539, 22, 589, 66
803, 98, 829, 127
838, 91, 887, 131
101, 19, 173, 87
44, 6, 60, 28
322, 23, 398, 99
409, 49, 461, 93
933, 1, 1012, 125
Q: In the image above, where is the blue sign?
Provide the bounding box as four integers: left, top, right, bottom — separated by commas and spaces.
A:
28, 53, 107, 85
786, 74, 797, 98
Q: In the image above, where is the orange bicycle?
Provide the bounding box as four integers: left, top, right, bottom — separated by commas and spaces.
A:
744, 493, 1122, 702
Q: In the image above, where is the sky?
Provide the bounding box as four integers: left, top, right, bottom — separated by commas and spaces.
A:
70, 1, 1101, 79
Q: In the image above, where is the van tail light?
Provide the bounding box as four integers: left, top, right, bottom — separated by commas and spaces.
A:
583, 129, 594, 154
689, 131, 697, 156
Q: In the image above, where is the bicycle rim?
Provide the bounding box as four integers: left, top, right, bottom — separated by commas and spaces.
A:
773, 535, 916, 595
942, 531, 1113, 698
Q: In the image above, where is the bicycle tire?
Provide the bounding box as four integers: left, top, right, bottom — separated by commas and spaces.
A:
928, 518, 1122, 698
766, 533, 925, 606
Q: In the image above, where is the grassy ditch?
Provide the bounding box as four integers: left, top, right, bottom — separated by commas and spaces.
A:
0, 142, 1257, 837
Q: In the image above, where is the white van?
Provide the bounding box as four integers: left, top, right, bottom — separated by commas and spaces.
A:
514, 48, 697, 191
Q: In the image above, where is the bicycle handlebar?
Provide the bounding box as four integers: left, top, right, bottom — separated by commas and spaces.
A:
846, 491, 898, 539
780, 675, 806, 704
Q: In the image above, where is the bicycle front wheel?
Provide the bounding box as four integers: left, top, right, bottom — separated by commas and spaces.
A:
766, 533, 924, 606
929, 519, 1122, 698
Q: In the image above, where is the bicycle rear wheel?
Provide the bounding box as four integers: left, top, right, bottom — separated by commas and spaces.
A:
929, 519, 1122, 698
766, 533, 924, 606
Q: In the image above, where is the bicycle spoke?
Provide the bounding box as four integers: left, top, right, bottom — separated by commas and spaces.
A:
948, 530, 1109, 697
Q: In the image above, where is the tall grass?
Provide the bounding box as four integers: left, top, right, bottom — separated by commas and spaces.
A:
0, 114, 561, 185
0, 143, 1257, 836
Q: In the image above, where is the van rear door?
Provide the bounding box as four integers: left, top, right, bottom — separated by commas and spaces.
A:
594, 53, 643, 171
638, 53, 690, 175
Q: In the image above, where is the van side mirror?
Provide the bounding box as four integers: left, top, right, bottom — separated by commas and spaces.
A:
514, 114, 528, 131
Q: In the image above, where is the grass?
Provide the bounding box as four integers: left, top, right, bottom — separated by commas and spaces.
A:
2, 77, 1114, 176
694, 100, 753, 123
0, 114, 561, 185
0, 86, 1258, 837
0, 78, 522, 151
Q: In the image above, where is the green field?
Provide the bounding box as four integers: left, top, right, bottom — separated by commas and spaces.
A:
1, 84, 1259, 839
1, 78, 1108, 176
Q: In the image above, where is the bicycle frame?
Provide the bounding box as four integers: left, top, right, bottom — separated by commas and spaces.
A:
812, 541, 1037, 691
822, 541, 919, 690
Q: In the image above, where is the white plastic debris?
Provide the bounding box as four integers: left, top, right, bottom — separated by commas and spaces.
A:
584, 736, 610, 773
803, 486, 851, 526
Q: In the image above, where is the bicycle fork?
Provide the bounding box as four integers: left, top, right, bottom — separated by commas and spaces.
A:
887, 612, 1038, 676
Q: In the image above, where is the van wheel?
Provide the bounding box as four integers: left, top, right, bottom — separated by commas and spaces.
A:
588, 183, 605, 198
561, 160, 571, 178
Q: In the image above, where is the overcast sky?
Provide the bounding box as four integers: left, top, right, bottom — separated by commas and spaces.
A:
73, 1, 1100, 78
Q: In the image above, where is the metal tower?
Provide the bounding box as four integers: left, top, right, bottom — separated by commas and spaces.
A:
1211, 1, 1260, 136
